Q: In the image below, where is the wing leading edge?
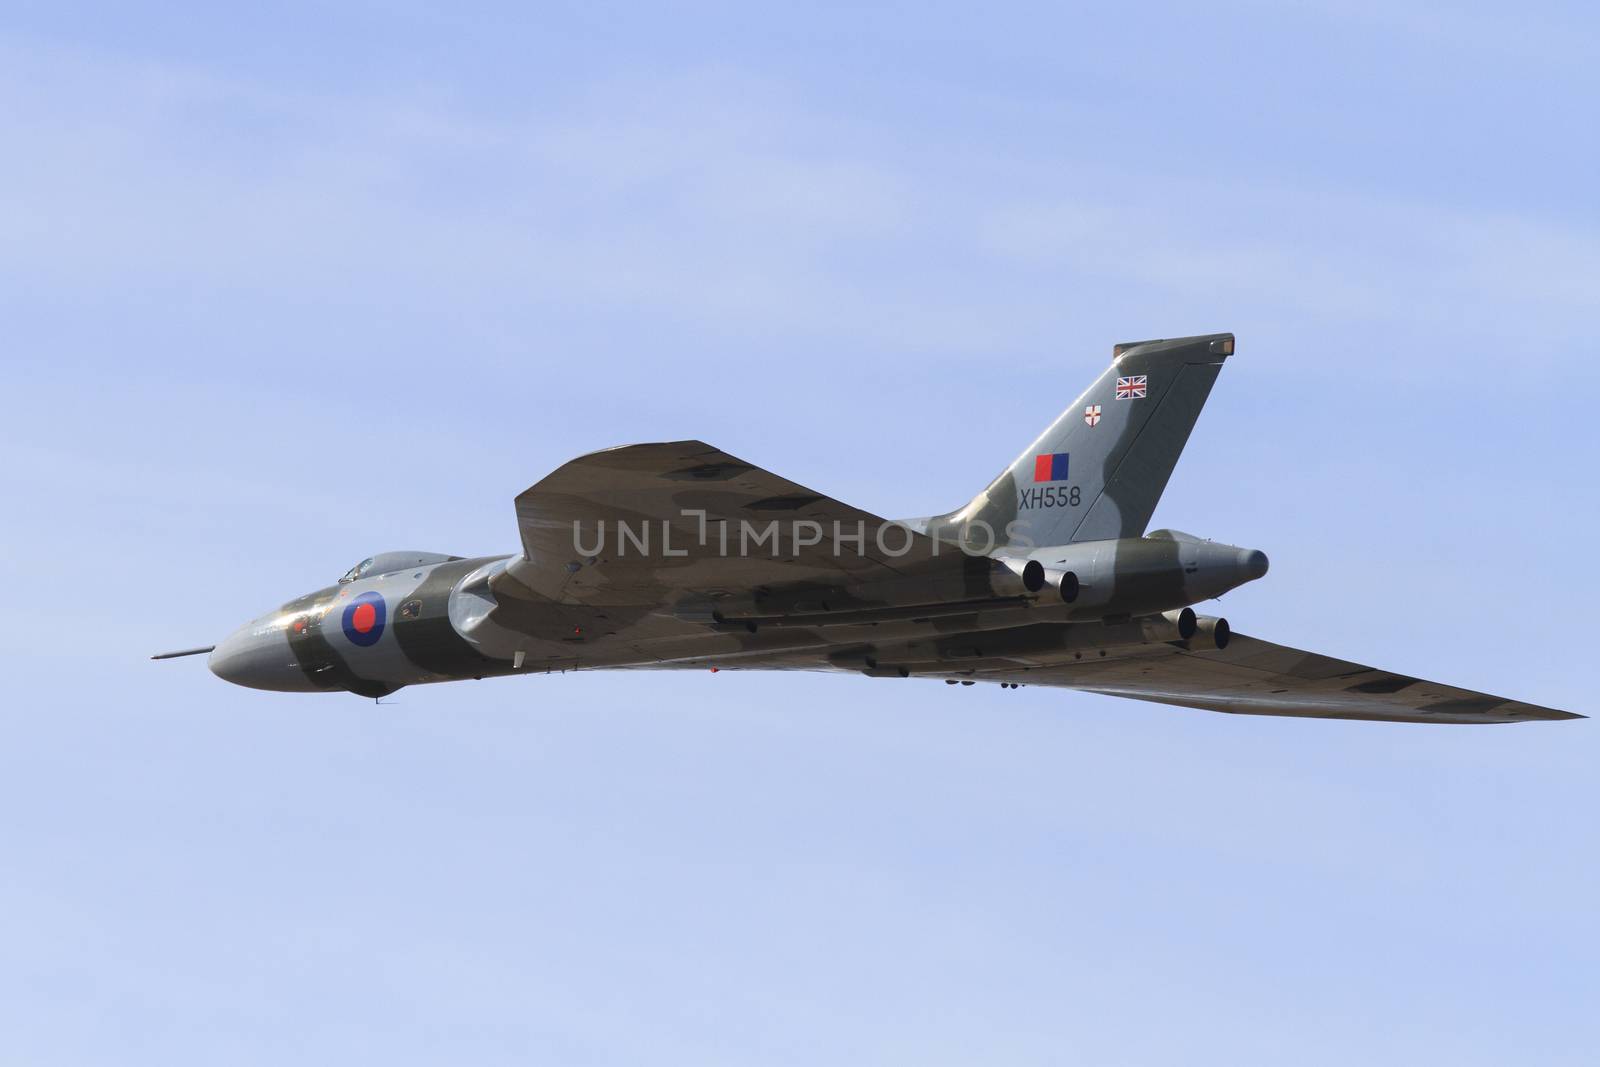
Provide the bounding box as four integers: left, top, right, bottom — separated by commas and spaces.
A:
937, 630, 1580, 724
501, 439, 991, 607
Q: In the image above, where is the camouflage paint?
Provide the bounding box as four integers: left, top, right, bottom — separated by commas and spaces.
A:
190, 333, 1581, 725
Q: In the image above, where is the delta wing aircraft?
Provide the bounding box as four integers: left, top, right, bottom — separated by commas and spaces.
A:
157, 334, 1580, 724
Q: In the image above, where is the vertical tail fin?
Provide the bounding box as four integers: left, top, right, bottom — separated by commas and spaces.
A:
928, 333, 1233, 550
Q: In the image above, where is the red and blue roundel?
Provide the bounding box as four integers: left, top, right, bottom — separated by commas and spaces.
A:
341, 591, 387, 647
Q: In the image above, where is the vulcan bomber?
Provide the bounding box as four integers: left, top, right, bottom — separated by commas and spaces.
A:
156, 333, 1580, 724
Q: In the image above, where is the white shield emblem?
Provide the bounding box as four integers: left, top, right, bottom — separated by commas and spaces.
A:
1084, 405, 1102, 427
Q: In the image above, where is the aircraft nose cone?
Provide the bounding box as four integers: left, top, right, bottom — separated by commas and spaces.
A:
208, 624, 307, 691
208, 629, 258, 688
1239, 548, 1270, 580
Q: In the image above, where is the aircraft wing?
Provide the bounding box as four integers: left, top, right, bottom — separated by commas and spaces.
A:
499, 440, 989, 609
940, 632, 1581, 724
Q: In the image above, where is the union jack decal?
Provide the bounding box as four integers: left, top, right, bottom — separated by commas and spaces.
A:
1115, 375, 1147, 400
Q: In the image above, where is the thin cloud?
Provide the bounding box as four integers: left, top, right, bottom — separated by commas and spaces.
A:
1, 38, 1594, 364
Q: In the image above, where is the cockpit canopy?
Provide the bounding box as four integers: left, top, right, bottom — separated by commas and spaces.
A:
339, 551, 464, 584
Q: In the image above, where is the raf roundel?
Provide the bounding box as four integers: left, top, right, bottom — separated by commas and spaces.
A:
341, 591, 387, 647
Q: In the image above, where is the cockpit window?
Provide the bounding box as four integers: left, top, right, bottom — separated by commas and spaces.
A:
339, 557, 375, 584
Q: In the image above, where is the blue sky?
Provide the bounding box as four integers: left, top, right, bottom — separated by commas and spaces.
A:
2, 3, 1597, 1063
